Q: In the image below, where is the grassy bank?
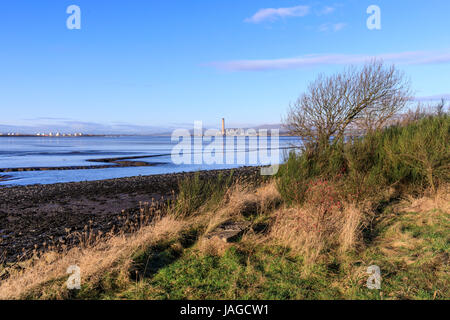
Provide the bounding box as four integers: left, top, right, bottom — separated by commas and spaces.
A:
0, 115, 448, 300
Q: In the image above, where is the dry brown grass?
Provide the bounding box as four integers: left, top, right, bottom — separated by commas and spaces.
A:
374, 185, 449, 262
0, 216, 184, 300
193, 179, 369, 264
0, 181, 281, 299
225, 181, 281, 217
196, 237, 232, 257
254, 182, 282, 213
403, 185, 450, 214
198, 181, 280, 234
195, 181, 281, 256
4, 179, 446, 299
339, 202, 368, 252
270, 201, 367, 264
377, 218, 425, 262
270, 207, 325, 264
370, 186, 449, 266
269, 183, 450, 266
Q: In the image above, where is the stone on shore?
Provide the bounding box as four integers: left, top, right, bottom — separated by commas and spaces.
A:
205, 220, 251, 243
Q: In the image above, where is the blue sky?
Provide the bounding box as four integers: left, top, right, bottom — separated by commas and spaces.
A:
1, 0, 449, 133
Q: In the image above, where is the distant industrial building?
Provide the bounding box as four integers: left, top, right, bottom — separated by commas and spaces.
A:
219, 118, 257, 136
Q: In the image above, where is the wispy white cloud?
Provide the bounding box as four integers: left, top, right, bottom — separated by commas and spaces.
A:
318, 6, 336, 15
207, 49, 450, 72
318, 24, 329, 32
333, 23, 346, 31
319, 22, 347, 32
245, 4, 340, 24
244, 5, 310, 23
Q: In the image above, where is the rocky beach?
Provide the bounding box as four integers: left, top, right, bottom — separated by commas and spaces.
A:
0, 167, 262, 265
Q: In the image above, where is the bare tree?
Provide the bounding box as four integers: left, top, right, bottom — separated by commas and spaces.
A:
286, 60, 411, 149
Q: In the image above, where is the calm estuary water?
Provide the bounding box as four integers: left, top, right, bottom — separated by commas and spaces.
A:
0, 136, 300, 186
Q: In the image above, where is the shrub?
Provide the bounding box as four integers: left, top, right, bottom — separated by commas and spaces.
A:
276, 144, 346, 205
275, 151, 315, 205
383, 115, 449, 193
277, 114, 449, 205
345, 114, 449, 196
342, 131, 392, 201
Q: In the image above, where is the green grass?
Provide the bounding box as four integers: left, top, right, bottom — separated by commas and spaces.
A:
345, 208, 450, 300
89, 246, 339, 300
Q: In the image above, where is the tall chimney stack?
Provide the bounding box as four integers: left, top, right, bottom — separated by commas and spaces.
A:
221, 118, 225, 136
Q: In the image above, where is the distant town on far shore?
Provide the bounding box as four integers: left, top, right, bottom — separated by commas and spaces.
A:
0, 132, 86, 137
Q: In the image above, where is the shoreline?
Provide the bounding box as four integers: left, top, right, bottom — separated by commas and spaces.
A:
0, 175, 14, 182
0, 167, 262, 264
0, 155, 172, 173
0, 161, 167, 173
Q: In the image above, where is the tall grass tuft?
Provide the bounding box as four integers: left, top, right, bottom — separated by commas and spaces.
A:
172, 172, 234, 217
270, 179, 367, 265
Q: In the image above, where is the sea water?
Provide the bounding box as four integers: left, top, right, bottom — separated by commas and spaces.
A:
0, 136, 300, 186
